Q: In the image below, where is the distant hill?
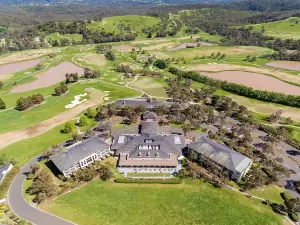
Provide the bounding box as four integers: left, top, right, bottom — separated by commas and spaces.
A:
0, 0, 234, 6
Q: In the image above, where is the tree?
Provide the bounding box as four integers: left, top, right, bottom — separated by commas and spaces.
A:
0, 97, 6, 109
54, 83, 68, 96
269, 110, 283, 122
0, 81, 3, 89
105, 51, 116, 61
286, 198, 300, 213
154, 59, 169, 69
243, 168, 266, 190
182, 123, 193, 136
63, 121, 75, 134
29, 170, 57, 203
79, 115, 88, 127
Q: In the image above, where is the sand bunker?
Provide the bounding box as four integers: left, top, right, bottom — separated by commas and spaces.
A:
169, 42, 213, 51
10, 62, 84, 93
202, 71, 300, 95
65, 93, 88, 109
0, 59, 41, 75
190, 63, 300, 85
266, 61, 300, 71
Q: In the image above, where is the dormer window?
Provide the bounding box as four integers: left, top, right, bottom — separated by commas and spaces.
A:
146, 152, 151, 157
138, 152, 142, 157
155, 152, 159, 157
144, 139, 154, 143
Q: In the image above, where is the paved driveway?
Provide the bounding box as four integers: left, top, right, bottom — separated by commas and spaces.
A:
8, 155, 75, 225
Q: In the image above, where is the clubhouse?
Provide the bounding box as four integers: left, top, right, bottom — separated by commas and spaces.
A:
50, 111, 252, 180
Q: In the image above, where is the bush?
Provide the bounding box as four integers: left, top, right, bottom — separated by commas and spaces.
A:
54, 83, 68, 96
115, 178, 182, 184
0, 97, 6, 109
154, 59, 169, 69
79, 115, 89, 127
281, 191, 292, 201
0, 167, 20, 199
63, 121, 75, 134
289, 212, 299, 222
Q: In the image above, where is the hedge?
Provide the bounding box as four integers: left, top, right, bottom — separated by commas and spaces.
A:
168, 67, 300, 108
0, 167, 19, 199
115, 178, 182, 184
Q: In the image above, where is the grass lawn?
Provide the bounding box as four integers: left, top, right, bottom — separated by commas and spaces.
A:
42, 180, 285, 225
0, 124, 72, 166
46, 33, 83, 41
0, 81, 140, 134
241, 17, 300, 40
163, 46, 273, 59
247, 185, 285, 205
87, 15, 159, 36
129, 77, 167, 97
127, 173, 171, 177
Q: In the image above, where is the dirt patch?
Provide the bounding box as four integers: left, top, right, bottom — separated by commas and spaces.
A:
76, 53, 106, 67
0, 59, 41, 75
190, 63, 300, 85
0, 100, 101, 150
202, 71, 300, 95
266, 61, 300, 71
169, 42, 213, 51
0, 49, 55, 65
131, 39, 170, 44
10, 62, 84, 93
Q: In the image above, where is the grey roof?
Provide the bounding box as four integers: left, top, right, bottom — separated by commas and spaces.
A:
0, 163, 12, 182
141, 121, 158, 136
115, 98, 170, 109
50, 137, 109, 172
143, 111, 158, 120
112, 133, 185, 159
188, 136, 252, 173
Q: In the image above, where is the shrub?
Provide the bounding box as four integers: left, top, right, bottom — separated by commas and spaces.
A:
54, 83, 68, 96
281, 191, 292, 201
115, 178, 182, 184
0, 97, 6, 109
154, 59, 169, 69
79, 115, 89, 127
289, 212, 299, 222
63, 121, 75, 134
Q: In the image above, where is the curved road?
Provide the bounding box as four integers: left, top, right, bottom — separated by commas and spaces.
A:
8, 154, 75, 225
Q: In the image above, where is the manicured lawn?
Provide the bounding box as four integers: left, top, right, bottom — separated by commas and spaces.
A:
129, 77, 167, 97
0, 124, 72, 166
127, 173, 171, 177
43, 180, 285, 225
241, 17, 300, 40
0, 81, 140, 134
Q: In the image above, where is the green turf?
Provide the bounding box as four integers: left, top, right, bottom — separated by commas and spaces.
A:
0, 124, 71, 166
43, 180, 284, 225
46, 33, 83, 41
247, 185, 285, 205
241, 17, 300, 40
0, 82, 140, 134
87, 15, 160, 37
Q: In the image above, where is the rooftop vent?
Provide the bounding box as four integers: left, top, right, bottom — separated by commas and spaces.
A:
174, 136, 181, 145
